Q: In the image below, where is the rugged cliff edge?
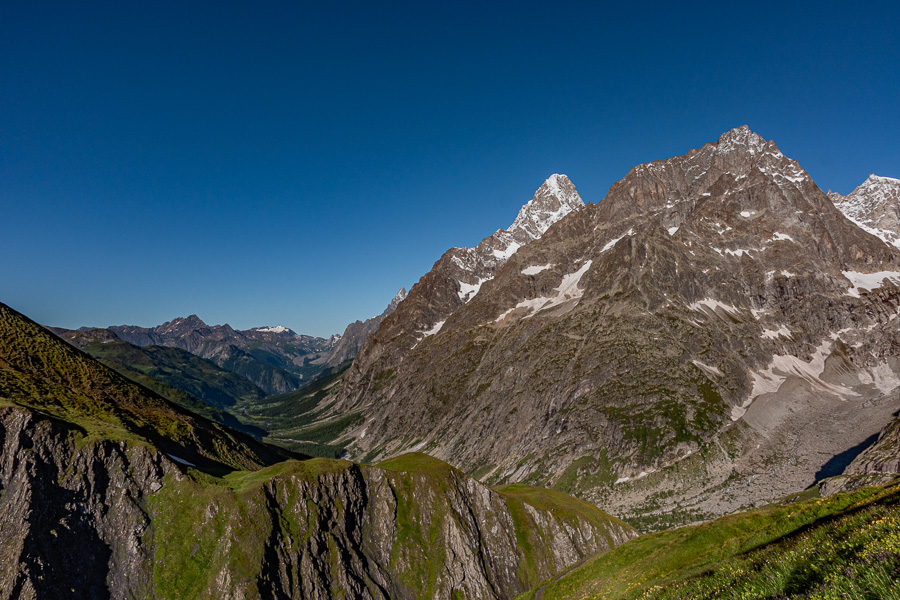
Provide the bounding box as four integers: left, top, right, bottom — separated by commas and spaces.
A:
0, 408, 634, 599
0, 302, 634, 598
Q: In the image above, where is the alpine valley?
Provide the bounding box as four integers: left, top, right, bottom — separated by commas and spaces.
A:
4, 126, 900, 599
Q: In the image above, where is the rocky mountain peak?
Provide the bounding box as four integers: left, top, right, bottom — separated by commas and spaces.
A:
830, 173, 900, 248
602, 126, 816, 229
509, 174, 584, 241
160, 314, 208, 333
388, 288, 408, 311
714, 124, 769, 155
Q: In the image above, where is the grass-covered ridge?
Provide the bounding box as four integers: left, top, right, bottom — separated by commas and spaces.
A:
80, 339, 267, 409
147, 452, 635, 598
519, 480, 900, 600
0, 302, 294, 471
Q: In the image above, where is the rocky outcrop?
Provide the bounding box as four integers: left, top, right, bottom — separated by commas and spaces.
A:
325, 127, 900, 525
0, 408, 634, 599
0, 407, 175, 599
325, 288, 407, 369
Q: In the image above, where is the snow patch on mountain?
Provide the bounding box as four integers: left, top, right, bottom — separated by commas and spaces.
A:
734, 340, 870, 421
492, 242, 521, 260
499, 260, 594, 321
601, 229, 633, 252
458, 277, 491, 302
421, 320, 445, 337
689, 298, 742, 317
522, 264, 554, 275
843, 271, 900, 297
762, 325, 791, 339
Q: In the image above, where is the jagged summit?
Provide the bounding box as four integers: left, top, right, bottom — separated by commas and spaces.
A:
387, 287, 408, 311
714, 124, 769, 154
166, 314, 207, 328
603, 126, 815, 229
509, 174, 583, 240
867, 174, 900, 184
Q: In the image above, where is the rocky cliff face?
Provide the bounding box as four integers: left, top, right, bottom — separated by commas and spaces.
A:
108, 316, 336, 395
0, 408, 174, 598
325, 127, 900, 526
830, 174, 900, 248
325, 288, 408, 369
0, 407, 634, 599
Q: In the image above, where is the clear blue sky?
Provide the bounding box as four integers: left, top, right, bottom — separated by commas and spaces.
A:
2, 1, 898, 336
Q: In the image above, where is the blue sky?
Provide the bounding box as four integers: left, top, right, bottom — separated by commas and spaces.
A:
2, 1, 898, 336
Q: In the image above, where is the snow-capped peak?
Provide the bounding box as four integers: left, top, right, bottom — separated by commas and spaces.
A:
865, 174, 900, 186
508, 174, 584, 241
715, 125, 768, 155
388, 288, 408, 311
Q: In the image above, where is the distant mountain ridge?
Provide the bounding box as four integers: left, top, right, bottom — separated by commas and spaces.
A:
107, 315, 336, 394
49, 326, 268, 409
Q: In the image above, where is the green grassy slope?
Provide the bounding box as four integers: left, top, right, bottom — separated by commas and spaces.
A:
0, 302, 296, 471
81, 340, 267, 408
68, 338, 268, 437
520, 481, 900, 600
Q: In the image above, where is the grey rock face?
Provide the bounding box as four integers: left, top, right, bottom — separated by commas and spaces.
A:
0, 408, 634, 599
326, 126, 900, 525
0, 408, 173, 599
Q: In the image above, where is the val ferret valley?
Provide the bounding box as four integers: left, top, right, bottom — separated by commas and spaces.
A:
3, 126, 900, 599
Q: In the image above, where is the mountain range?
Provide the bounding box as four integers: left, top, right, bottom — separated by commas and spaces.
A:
105, 315, 336, 394
301, 126, 900, 528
